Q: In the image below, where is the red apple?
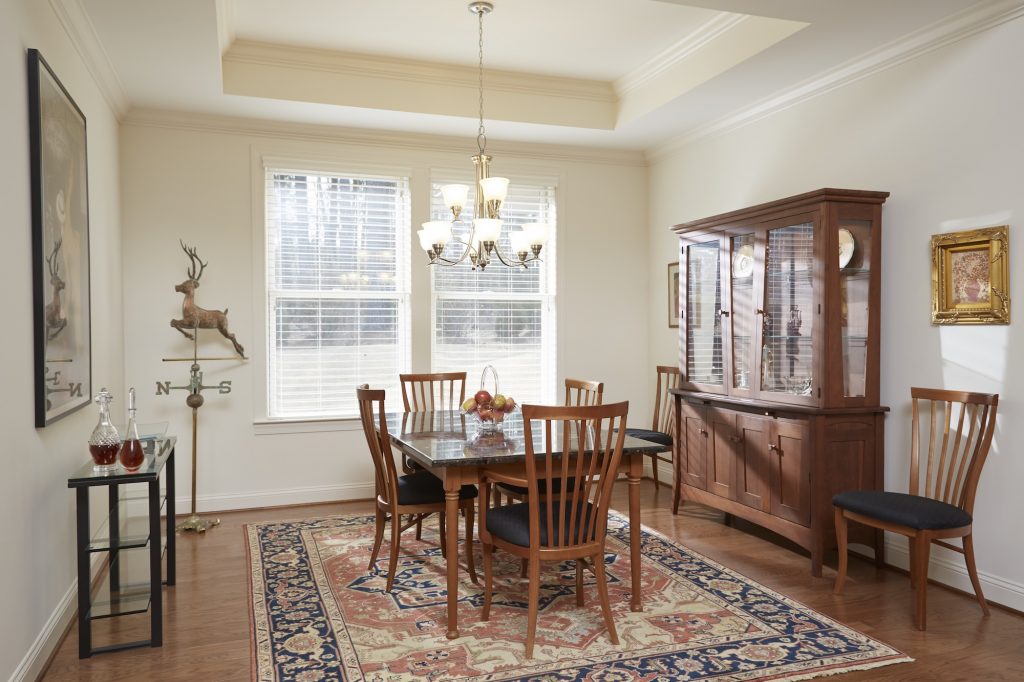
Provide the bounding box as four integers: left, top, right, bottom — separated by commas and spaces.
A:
474, 390, 492, 406
478, 408, 493, 421
503, 397, 516, 412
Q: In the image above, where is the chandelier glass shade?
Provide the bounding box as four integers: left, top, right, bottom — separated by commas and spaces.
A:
417, 1, 549, 270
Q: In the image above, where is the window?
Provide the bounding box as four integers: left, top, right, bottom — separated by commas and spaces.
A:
430, 178, 557, 404
265, 168, 410, 419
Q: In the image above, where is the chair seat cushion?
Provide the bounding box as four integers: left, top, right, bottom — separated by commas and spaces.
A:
833, 490, 972, 530
623, 428, 673, 447
486, 501, 600, 547
496, 477, 578, 498
397, 470, 477, 506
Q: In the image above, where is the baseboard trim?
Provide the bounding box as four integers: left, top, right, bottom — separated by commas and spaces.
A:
176, 481, 375, 514
882, 538, 1024, 613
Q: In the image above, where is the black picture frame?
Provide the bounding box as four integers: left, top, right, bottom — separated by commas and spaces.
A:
29, 49, 92, 427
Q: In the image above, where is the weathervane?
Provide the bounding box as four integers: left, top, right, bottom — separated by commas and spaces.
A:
157, 241, 246, 533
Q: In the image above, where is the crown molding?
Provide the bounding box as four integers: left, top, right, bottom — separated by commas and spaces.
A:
48, 0, 129, 118
615, 13, 747, 96
224, 40, 616, 105
648, 0, 1024, 162
216, 0, 236, 56
122, 109, 647, 167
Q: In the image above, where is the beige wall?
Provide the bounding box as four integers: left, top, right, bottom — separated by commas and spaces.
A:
119, 115, 651, 512
0, 1, 123, 679
648, 17, 1024, 610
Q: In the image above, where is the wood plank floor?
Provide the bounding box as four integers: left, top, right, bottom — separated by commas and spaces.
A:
41, 480, 1024, 681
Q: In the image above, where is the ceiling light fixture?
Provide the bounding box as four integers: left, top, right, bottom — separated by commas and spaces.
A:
416, 1, 549, 270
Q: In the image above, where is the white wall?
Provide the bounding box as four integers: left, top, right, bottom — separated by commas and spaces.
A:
119, 114, 650, 512
648, 16, 1024, 609
0, 2, 123, 680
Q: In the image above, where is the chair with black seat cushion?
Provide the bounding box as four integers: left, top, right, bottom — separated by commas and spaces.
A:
495, 377, 604, 505
833, 387, 998, 630
478, 401, 629, 659
356, 386, 478, 590
624, 365, 680, 487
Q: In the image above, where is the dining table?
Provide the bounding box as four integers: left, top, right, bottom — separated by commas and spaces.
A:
383, 408, 672, 640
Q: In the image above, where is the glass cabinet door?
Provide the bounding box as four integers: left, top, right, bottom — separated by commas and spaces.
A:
839, 221, 872, 397
760, 222, 815, 398
685, 241, 724, 387
729, 234, 756, 392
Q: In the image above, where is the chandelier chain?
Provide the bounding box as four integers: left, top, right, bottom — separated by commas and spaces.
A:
476, 6, 487, 155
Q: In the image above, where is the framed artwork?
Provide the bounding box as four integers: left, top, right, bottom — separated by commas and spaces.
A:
668, 262, 680, 328
29, 49, 92, 426
931, 225, 1009, 325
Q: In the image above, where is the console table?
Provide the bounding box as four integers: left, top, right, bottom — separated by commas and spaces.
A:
68, 436, 176, 657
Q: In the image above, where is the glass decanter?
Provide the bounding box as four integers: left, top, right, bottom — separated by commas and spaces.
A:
88, 389, 120, 473
118, 387, 144, 472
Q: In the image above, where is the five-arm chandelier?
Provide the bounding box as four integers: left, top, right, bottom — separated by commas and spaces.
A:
416, 1, 549, 270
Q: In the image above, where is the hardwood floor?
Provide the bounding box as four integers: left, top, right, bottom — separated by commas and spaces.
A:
41, 480, 1024, 681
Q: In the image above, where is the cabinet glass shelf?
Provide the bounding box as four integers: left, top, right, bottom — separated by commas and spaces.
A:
87, 502, 167, 552
89, 542, 168, 619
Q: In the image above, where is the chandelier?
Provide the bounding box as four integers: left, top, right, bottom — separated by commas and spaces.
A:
416, 1, 549, 270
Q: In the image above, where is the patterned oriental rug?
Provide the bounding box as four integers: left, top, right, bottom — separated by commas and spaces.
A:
246, 512, 911, 681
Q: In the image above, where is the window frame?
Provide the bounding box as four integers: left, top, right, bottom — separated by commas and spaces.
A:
254, 152, 412, 426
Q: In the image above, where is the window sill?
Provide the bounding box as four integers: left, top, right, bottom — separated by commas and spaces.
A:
253, 417, 362, 436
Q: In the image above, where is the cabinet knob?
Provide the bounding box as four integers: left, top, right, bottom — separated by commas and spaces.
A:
718, 309, 730, 317
729, 435, 742, 444
769, 443, 781, 454
699, 429, 708, 437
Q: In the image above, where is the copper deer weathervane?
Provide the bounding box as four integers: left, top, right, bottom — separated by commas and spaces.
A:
171, 240, 245, 357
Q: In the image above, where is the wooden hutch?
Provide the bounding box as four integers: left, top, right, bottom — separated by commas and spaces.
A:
671, 188, 889, 576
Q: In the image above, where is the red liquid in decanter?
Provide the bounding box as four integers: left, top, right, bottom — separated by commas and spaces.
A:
119, 439, 145, 472
89, 442, 119, 466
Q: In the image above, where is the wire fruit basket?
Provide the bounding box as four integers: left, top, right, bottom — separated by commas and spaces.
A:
461, 365, 517, 434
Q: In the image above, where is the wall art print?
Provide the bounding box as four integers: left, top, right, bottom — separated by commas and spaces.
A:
29, 49, 91, 427
931, 225, 1009, 325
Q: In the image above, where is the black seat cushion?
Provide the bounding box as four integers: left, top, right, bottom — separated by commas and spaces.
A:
833, 490, 972, 530
396, 470, 477, 506
496, 477, 579, 498
486, 500, 600, 547
623, 428, 673, 447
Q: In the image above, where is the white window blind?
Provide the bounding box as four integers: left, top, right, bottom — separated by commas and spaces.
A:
430, 178, 557, 404
265, 168, 410, 418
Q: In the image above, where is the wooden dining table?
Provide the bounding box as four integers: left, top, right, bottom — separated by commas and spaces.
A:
383, 409, 671, 640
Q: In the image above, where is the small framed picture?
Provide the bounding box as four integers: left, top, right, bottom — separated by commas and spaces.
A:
931, 225, 1009, 325
668, 262, 680, 328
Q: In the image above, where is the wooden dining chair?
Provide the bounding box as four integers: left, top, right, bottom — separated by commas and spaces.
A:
356, 386, 478, 590
478, 401, 630, 658
833, 387, 998, 630
495, 377, 604, 507
624, 365, 680, 487
399, 371, 467, 413
564, 377, 604, 407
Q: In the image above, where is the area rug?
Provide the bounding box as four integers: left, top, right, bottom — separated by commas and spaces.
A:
246, 512, 910, 681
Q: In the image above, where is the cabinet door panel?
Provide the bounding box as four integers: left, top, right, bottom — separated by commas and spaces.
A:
708, 409, 735, 499
683, 240, 725, 390
680, 402, 708, 489
734, 414, 770, 512
770, 418, 811, 525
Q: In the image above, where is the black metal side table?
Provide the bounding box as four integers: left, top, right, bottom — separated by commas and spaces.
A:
68, 436, 176, 657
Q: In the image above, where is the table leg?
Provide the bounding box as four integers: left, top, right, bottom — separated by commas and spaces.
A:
108, 484, 120, 593
149, 478, 162, 647
166, 446, 176, 586
76, 487, 91, 658
445, 483, 461, 639
628, 454, 643, 612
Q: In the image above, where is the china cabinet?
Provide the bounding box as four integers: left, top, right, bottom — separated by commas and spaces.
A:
671, 188, 889, 575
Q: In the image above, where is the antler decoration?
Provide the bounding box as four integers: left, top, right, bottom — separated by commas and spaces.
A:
180, 239, 207, 282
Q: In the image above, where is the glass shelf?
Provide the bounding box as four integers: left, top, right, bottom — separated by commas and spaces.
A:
89, 542, 167, 619
840, 267, 871, 278
89, 494, 167, 549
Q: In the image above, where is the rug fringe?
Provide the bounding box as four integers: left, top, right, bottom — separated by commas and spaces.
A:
762, 656, 914, 682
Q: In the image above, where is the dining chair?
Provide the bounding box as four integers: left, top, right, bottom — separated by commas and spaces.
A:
356, 385, 478, 590
624, 365, 680, 487
564, 377, 604, 407
495, 377, 604, 507
399, 371, 468, 537
833, 387, 998, 630
478, 401, 629, 658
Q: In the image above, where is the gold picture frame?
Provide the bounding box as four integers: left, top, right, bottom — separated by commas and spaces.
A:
668, 262, 680, 328
931, 225, 1009, 325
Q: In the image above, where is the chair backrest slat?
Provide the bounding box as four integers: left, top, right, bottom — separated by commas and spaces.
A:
522, 401, 629, 550
909, 387, 998, 515
564, 378, 604, 407
653, 365, 682, 435
357, 386, 399, 507
400, 372, 466, 413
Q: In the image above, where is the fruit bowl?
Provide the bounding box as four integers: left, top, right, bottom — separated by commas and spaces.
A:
461, 365, 517, 434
